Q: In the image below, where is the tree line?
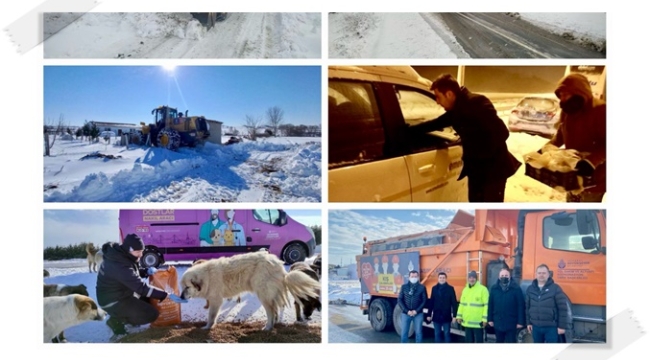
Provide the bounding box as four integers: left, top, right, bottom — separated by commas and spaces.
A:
44, 225, 322, 260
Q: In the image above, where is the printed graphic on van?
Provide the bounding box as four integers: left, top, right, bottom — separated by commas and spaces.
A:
119, 209, 316, 268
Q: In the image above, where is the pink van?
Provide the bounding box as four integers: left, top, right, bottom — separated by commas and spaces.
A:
118, 209, 316, 267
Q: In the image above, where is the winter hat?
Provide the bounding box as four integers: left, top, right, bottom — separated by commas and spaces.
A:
121, 234, 145, 252
468, 271, 478, 279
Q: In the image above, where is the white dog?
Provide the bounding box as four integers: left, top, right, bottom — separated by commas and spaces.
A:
43, 294, 107, 343
180, 250, 320, 331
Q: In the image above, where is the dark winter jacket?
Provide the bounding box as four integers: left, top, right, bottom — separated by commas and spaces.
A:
409, 87, 521, 182
488, 279, 525, 331
549, 73, 606, 194
425, 283, 458, 323
525, 278, 571, 329
398, 281, 427, 314
96, 242, 167, 308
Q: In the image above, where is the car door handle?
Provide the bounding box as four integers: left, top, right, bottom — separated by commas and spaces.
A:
252, 228, 261, 232
418, 164, 434, 173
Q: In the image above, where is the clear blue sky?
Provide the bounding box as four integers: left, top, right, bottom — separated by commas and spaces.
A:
328, 210, 473, 266
43, 209, 321, 248
44, 65, 321, 128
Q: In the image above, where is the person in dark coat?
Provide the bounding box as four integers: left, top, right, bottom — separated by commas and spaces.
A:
546, 73, 606, 202
409, 73, 521, 202
525, 264, 571, 343
425, 272, 458, 343
96, 234, 185, 337
488, 268, 525, 343
397, 270, 427, 343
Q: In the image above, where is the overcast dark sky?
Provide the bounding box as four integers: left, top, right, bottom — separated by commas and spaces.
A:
413, 66, 567, 93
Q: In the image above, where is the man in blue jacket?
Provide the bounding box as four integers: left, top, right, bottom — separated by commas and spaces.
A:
488, 268, 525, 343
398, 270, 427, 343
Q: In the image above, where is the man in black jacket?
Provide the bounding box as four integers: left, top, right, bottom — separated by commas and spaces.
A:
488, 268, 525, 343
398, 270, 427, 343
409, 74, 521, 202
96, 234, 185, 337
425, 272, 458, 343
525, 264, 571, 343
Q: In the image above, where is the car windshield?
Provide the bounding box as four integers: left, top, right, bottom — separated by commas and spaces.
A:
517, 98, 557, 111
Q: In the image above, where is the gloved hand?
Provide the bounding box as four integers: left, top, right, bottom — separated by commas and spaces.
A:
147, 267, 157, 276
575, 159, 595, 176
168, 293, 188, 303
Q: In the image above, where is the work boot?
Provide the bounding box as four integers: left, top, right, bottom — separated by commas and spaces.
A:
106, 316, 128, 336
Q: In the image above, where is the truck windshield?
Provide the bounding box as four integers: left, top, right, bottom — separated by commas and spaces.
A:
542, 212, 600, 253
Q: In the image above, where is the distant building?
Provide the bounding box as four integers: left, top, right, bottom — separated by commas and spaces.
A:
205, 119, 223, 145
90, 121, 140, 135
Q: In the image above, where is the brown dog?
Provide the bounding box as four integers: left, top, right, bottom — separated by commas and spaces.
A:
191, 259, 240, 308
289, 261, 321, 321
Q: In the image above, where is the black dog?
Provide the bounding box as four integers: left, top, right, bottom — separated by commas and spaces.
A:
289, 261, 321, 321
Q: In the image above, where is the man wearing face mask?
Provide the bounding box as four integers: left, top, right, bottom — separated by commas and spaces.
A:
456, 271, 489, 343
545, 73, 606, 202
487, 268, 525, 343
96, 234, 186, 337
397, 270, 427, 343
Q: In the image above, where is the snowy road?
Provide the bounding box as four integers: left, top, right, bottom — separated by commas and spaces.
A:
436, 13, 605, 59
44, 12, 321, 59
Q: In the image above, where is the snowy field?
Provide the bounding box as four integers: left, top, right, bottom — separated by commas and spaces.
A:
43, 136, 321, 203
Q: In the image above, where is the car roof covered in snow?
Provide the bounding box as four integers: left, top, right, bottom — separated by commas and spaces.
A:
329, 66, 432, 90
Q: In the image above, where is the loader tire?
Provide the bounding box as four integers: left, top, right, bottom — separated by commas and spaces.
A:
157, 128, 181, 151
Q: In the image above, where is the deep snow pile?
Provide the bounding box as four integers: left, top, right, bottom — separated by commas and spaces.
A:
43, 137, 321, 203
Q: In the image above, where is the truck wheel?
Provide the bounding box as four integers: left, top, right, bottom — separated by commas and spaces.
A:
157, 128, 181, 151
141, 250, 162, 268
369, 298, 393, 332
517, 327, 533, 343
393, 303, 415, 338
282, 242, 307, 264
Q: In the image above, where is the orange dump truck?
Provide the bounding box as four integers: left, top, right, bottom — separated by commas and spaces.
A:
356, 209, 606, 343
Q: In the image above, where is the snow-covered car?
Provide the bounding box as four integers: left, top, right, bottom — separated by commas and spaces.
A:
507, 96, 560, 138
328, 66, 468, 202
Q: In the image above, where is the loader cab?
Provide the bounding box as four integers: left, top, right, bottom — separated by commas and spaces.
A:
152, 106, 178, 127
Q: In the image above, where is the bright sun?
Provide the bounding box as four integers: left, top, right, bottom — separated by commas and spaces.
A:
162, 65, 176, 73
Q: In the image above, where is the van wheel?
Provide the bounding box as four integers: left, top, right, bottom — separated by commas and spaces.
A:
393, 302, 415, 338
141, 250, 161, 268
282, 243, 306, 264
369, 298, 393, 332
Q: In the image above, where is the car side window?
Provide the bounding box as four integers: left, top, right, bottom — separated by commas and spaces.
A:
395, 87, 445, 126
329, 81, 385, 167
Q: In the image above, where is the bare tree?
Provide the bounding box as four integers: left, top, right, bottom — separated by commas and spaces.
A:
266, 106, 284, 137
244, 115, 263, 141
44, 113, 67, 156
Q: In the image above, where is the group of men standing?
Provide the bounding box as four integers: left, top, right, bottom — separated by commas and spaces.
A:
397, 264, 571, 343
